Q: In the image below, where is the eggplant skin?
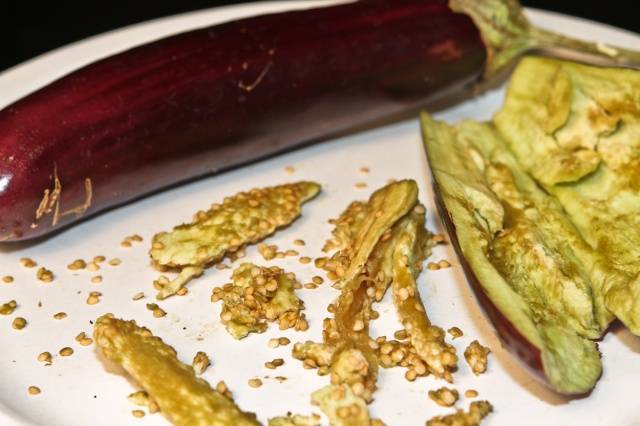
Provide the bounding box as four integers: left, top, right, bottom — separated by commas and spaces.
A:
0, 0, 485, 241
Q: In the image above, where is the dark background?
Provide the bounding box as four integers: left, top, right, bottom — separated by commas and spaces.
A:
1, 0, 638, 73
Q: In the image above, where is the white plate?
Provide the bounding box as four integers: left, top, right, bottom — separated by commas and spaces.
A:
1, 2, 639, 425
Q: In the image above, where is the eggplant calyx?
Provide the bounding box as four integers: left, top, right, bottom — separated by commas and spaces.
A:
450, 0, 640, 77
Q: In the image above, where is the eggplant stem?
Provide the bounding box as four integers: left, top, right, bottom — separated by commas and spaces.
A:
450, 0, 640, 77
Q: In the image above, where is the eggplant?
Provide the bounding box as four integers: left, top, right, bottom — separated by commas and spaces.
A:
1, 0, 637, 241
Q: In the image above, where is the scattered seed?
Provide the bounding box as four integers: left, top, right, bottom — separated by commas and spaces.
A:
427, 262, 441, 271
146, 303, 166, 318
355, 182, 368, 189
265, 358, 285, 369
278, 337, 290, 346
108, 258, 122, 266
299, 256, 311, 264
359, 166, 370, 174
192, 351, 211, 375
448, 327, 463, 339
284, 166, 295, 175
465, 389, 479, 398
293, 239, 306, 246
20, 258, 37, 268
248, 378, 263, 388
37, 352, 52, 365
132, 292, 145, 301
28, 386, 41, 395
53, 312, 67, 320
86, 262, 100, 272
93, 255, 106, 263
75, 332, 93, 346
311, 276, 324, 285
176, 287, 188, 296
36, 267, 54, 283
86, 292, 102, 305
12, 317, 27, 330
59, 347, 74, 357
438, 259, 452, 269
67, 259, 86, 271
0, 300, 17, 315
90, 275, 103, 284
131, 410, 145, 418
2, 275, 14, 283
121, 241, 132, 248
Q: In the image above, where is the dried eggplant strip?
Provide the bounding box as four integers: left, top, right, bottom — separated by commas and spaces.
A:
150, 181, 320, 299
334, 180, 418, 289
390, 208, 457, 382
93, 315, 259, 426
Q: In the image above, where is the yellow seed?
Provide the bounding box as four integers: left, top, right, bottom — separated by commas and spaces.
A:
299, 256, 311, 264
176, 287, 188, 296
108, 258, 122, 266
86, 292, 102, 305
448, 326, 463, 339
0, 300, 17, 315
284, 166, 295, 175
355, 182, 368, 189
36, 267, 54, 283
427, 262, 441, 271
93, 255, 106, 263
53, 312, 67, 320
132, 292, 145, 301
75, 332, 93, 346
465, 389, 479, 398
86, 262, 100, 272
20, 257, 37, 268
59, 347, 74, 357
12, 317, 27, 330
131, 410, 145, 418
67, 259, 86, 271
293, 239, 305, 246
2, 275, 14, 283
312, 276, 324, 285
38, 352, 52, 364
278, 337, 290, 346
130, 234, 143, 242
121, 240, 132, 248
438, 259, 452, 269
28, 386, 41, 395
91, 275, 103, 284
248, 378, 263, 388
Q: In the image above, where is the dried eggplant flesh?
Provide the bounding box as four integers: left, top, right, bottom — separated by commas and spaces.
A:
495, 57, 640, 334
93, 315, 259, 426
422, 114, 605, 394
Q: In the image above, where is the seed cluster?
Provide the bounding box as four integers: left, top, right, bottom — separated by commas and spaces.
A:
464, 340, 491, 375
428, 387, 459, 407
211, 263, 307, 339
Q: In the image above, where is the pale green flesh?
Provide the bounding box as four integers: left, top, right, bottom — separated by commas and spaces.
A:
495, 57, 640, 333
422, 113, 604, 394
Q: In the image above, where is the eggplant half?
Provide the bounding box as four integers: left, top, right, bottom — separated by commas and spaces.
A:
422, 57, 640, 394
